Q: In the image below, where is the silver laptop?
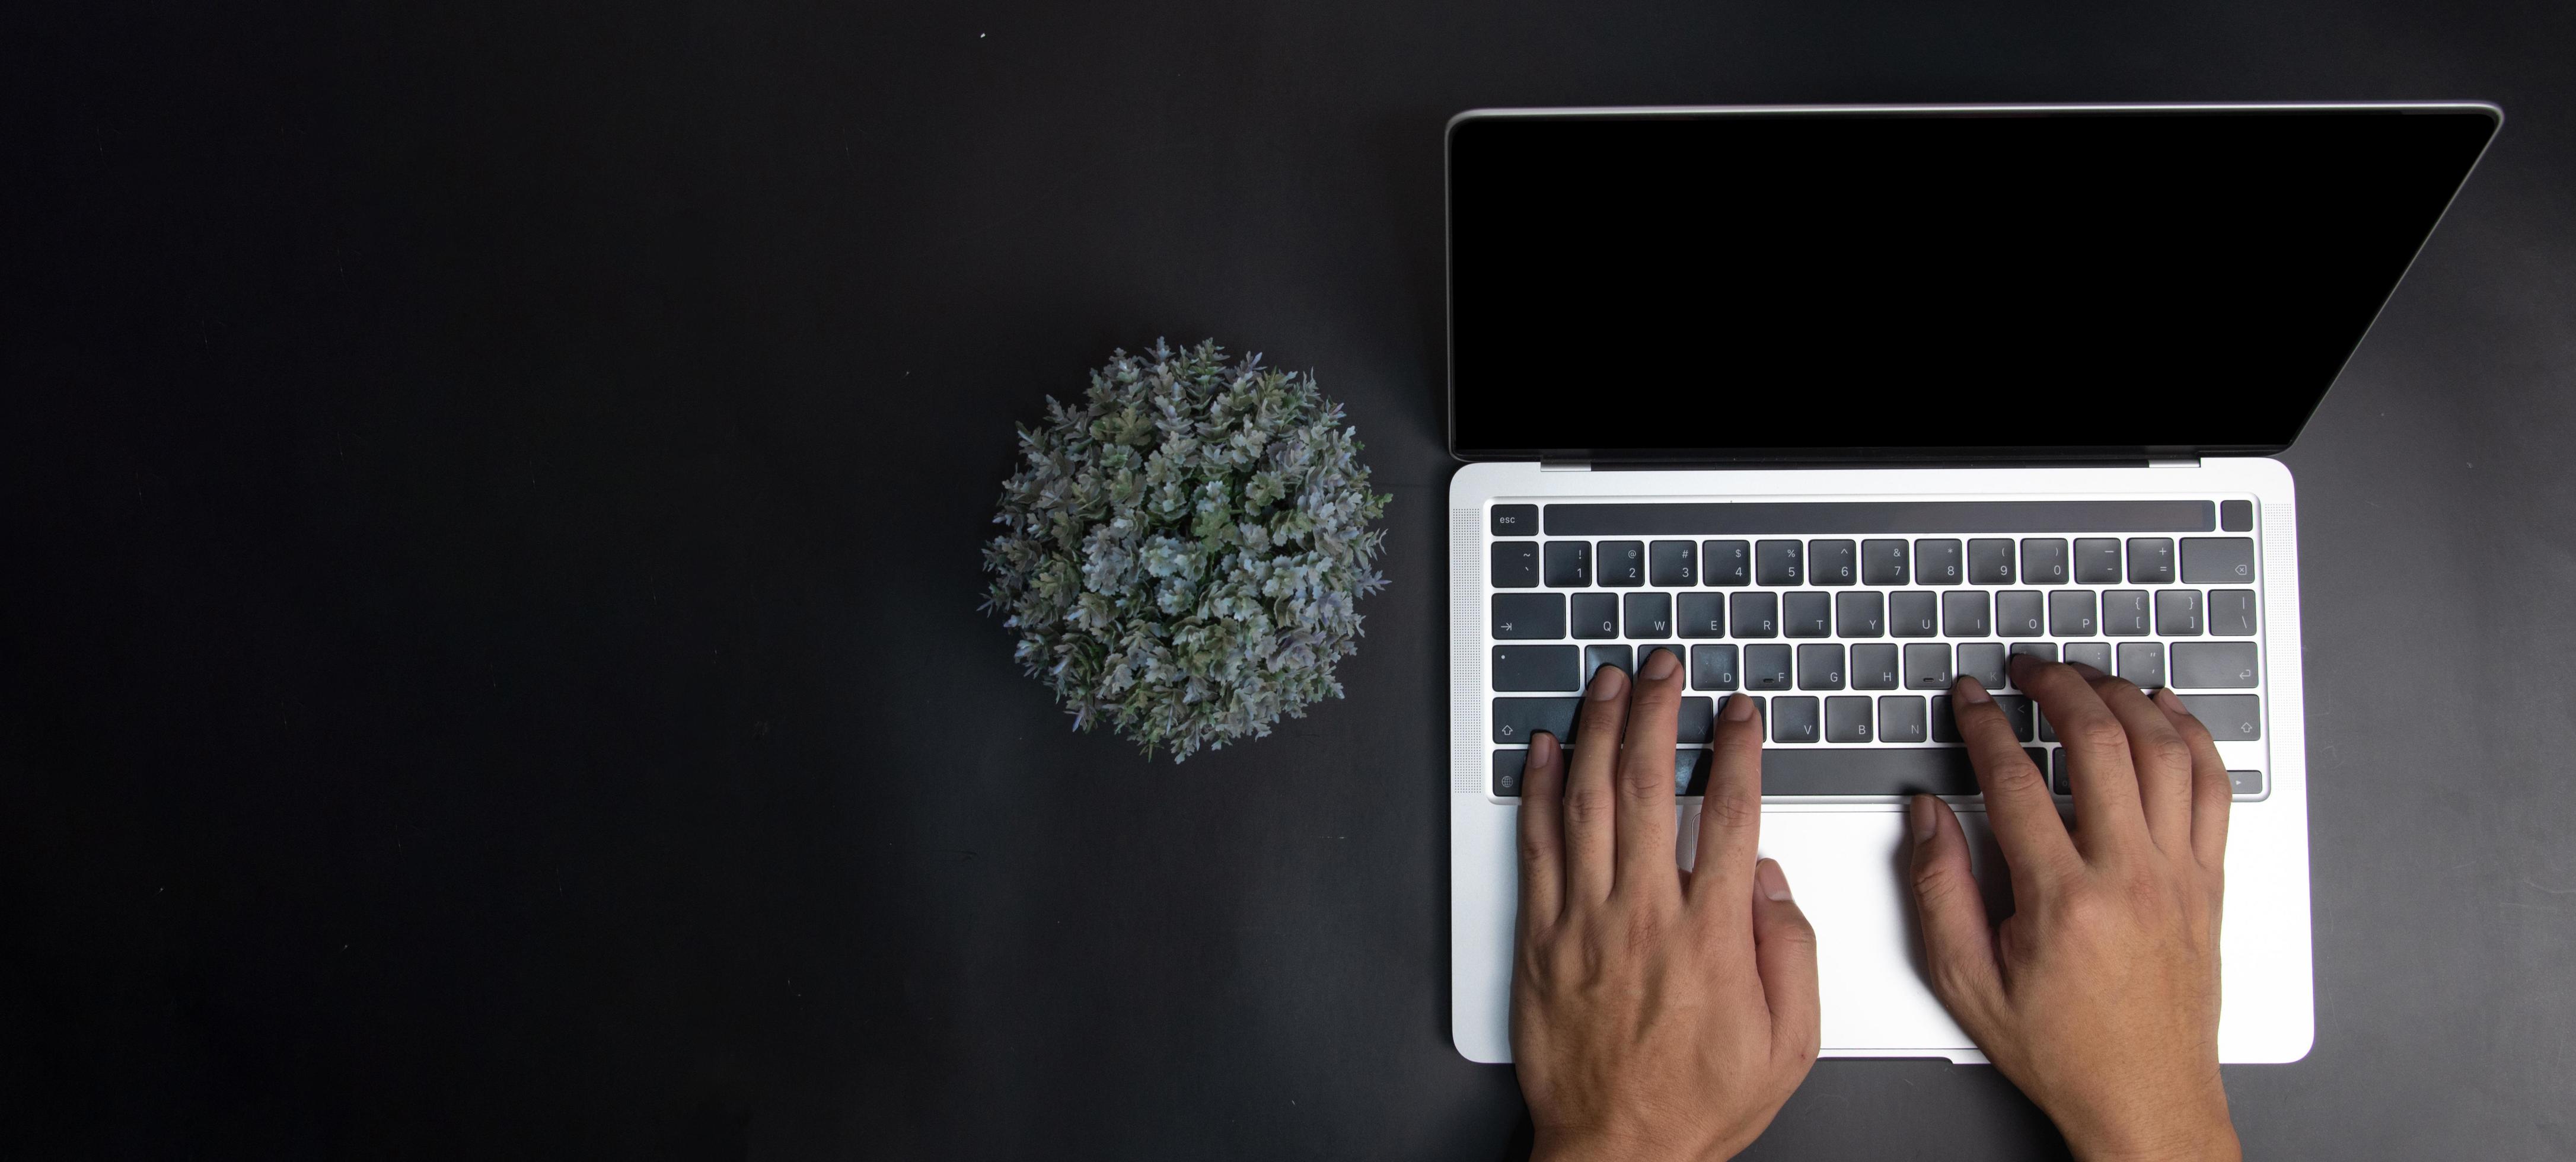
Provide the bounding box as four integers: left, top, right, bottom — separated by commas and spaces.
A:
1447, 103, 2498, 1064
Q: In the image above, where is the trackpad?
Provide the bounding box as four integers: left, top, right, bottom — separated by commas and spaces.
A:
1681, 805, 2010, 1059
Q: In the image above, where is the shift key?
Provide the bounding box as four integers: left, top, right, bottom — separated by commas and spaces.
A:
2178, 695, 2262, 741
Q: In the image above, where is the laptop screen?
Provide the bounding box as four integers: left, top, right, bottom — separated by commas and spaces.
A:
1447, 106, 2497, 462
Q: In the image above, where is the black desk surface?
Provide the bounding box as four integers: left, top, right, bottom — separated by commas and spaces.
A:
7, 2, 2572, 1157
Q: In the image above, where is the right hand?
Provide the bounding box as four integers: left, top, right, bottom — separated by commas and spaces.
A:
1910, 656, 2241, 1161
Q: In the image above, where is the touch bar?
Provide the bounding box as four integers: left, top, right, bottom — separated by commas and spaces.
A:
1755, 746, 2045, 796
1544, 500, 2215, 536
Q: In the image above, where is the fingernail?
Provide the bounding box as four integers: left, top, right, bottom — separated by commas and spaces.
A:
1722, 692, 1756, 721
1909, 795, 1936, 842
1640, 646, 1679, 681
1586, 665, 1628, 701
1532, 732, 1558, 762
2067, 661, 2106, 679
1756, 858, 1793, 902
1955, 677, 1992, 705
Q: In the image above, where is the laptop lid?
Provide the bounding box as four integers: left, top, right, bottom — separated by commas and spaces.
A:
1445, 103, 2499, 465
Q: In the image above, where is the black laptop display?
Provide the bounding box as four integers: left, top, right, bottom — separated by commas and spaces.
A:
1448, 107, 2498, 462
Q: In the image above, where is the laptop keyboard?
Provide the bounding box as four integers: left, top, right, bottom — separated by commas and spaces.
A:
1483, 499, 2268, 800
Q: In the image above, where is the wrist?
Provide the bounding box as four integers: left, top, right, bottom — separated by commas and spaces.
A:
1532, 1125, 1740, 1162
2058, 1094, 2240, 1162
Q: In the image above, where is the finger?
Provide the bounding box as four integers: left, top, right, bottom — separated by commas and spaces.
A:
1688, 692, 1766, 917
1562, 662, 1630, 907
2012, 655, 2148, 853
2156, 687, 2235, 870
2084, 670, 2196, 854
1752, 859, 1822, 1065
1613, 647, 1685, 901
1908, 795, 2004, 1026
1949, 675, 2078, 879
1516, 732, 1566, 929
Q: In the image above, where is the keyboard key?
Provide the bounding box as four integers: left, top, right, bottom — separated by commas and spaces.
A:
1492, 593, 1565, 640
2064, 641, 2112, 672
1723, 694, 1767, 731
1797, 643, 1847, 690
1862, 539, 1910, 585
2040, 710, 2057, 743
1601, 541, 1646, 587
2182, 537, 2256, 584
1650, 540, 1697, 587
1825, 696, 1873, 742
2171, 642, 2259, 688
1772, 696, 1821, 743
1810, 539, 1858, 586
1877, 695, 1929, 743
1941, 590, 1991, 637
2052, 748, 2069, 794
2049, 589, 2099, 637
2220, 499, 2253, 532
1996, 590, 2043, 638
1837, 590, 1886, 637
2208, 589, 2258, 636
1756, 540, 1804, 586
2075, 538, 2122, 583
1851, 643, 1899, 689
2102, 589, 2151, 636
1571, 593, 1619, 639
2116, 641, 2167, 689
1492, 749, 1525, 796
1957, 643, 2006, 691
1993, 694, 2035, 741
1543, 541, 1592, 588
1968, 538, 2016, 584
2155, 589, 2203, 636
1491, 505, 1538, 537
2125, 537, 2176, 584
1931, 695, 1957, 743
1915, 538, 1963, 585
1638, 644, 1681, 679
2020, 538, 2070, 585
1783, 592, 1831, 638
1676, 696, 1714, 744
1704, 540, 1751, 586
1624, 592, 1673, 639
1691, 644, 1740, 691
1745, 644, 1792, 691
1678, 749, 1713, 796
1493, 645, 1576, 691
2010, 642, 2059, 665
2179, 695, 2262, 741
1493, 697, 1579, 743
1677, 593, 1727, 639
1730, 592, 1779, 638
1585, 644, 1634, 681
1491, 542, 1538, 588
2228, 768, 2266, 797
1890, 590, 1938, 637
1904, 643, 1953, 689
1755, 745, 2042, 796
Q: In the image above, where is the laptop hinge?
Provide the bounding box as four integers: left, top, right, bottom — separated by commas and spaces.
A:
1539, 460, 1591, 472
2147, 457, 2202, 468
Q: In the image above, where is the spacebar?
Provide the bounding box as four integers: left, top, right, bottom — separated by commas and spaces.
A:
1757, 746, 2040, 796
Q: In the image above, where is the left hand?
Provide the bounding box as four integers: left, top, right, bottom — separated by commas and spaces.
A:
1511, 648, 1821, 1161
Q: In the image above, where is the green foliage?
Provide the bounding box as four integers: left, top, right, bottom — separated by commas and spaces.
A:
981, 340, 1391, 761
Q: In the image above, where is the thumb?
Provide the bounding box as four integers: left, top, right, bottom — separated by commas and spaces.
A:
1908, 795, 2004, 1025
1752, 858, 1821, 1065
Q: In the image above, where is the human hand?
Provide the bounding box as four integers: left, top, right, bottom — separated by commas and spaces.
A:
1911, 656, 2239, 1161
1512, 649, 1820, 1162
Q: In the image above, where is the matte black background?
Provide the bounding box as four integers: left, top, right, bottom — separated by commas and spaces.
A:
4, 2, 2570, 1158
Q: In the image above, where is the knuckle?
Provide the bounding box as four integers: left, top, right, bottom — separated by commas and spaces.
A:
1983, 755, 2047, 797
2137, 735, 2193, 772
1705, 788, 1761, 831
2070, 718, 2131, 755
1562, 781, 1611, 825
